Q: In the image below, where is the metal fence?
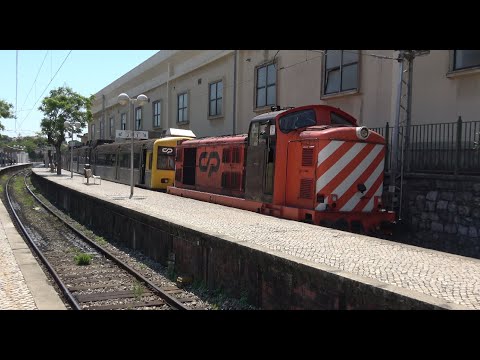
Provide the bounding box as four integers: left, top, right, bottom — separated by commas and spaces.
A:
371, 117, 480, 175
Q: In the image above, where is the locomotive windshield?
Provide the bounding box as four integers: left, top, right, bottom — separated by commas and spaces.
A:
279, 109, 316, 133
330, 112, 355, 126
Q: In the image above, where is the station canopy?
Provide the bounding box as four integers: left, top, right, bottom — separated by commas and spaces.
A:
164, 128, 196, 138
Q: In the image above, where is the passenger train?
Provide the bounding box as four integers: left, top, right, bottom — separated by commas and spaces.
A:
62, 129, 195, 190
168, 104, 395, 234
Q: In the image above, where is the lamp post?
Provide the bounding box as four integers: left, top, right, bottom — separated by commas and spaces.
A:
64, 120, 81, 178
117, 93, 148, 198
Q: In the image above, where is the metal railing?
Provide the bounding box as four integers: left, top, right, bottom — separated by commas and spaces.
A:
371, 117, 480, 175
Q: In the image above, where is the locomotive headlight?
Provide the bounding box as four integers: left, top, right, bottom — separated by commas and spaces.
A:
356, 126, 370, 140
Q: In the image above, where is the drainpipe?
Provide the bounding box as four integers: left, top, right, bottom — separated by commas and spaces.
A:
166, 63, 171, 130
102, 94, 106, 140
233, 50, 238, 134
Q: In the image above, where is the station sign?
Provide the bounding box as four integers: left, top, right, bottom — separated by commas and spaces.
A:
116, 130, 149, 140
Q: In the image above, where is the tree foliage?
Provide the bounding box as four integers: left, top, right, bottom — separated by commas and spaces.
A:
39, 86, 93, 174
0, 134, 48, 161
0, 99, 15, 131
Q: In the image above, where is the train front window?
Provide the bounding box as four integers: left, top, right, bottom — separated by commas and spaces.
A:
157, 149, 175, 170
330, 112, 355, 127
157, 155, 175, 170
279, 109, 316, 133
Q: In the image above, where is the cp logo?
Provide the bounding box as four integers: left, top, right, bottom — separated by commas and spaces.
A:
161, 147, 174, 154
199, 151, 220, 177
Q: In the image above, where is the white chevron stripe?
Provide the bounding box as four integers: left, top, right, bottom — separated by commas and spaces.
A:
339, 157, 385, 212
331, 144, 383, 199
361, 182, 383, 212
363, 196, 374, 212
316, 143, 366, 193
316, 141, 344, 167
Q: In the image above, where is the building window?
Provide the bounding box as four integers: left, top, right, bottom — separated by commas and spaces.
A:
178, 92, 188, 123
135, 107, 142, 130
109, 116, 115, 138
453, 50, 480, 71
323, 50, 359, 95
153, 101, 161, 128
100, 118, 105, 139
256, 63, 276, 108
91, 124, 95, 141
209, 80, 223, 117
121, 113, 127, 130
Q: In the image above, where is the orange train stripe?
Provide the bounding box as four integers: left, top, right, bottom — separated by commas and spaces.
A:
316, 142, 375, 195
316, 141, 355, 179
353, 171, 384, 212
334, 148, 385, 210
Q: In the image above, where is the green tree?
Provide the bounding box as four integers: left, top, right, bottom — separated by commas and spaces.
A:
0, 99, 15, 131
39, 87, 93, 175
17, 135, 48, 161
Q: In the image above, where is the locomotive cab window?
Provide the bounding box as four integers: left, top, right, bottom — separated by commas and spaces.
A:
279, 109, 316, 133
249, 121, 270, 146
330, 112, 355, 127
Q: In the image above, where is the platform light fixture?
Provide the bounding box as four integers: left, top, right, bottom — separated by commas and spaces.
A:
117, 93, 148, 198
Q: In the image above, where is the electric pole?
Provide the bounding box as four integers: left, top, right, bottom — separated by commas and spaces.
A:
389, 50, 430, 220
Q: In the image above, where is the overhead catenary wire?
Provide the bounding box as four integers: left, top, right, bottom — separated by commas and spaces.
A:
308, 49, 400, 61
20, 50, 49, 112
18, 50, 73, 132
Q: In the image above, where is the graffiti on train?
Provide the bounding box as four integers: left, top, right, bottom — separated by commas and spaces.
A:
199, 151, 220, 177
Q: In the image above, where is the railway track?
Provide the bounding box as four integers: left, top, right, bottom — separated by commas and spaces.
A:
4, 169, 199, 310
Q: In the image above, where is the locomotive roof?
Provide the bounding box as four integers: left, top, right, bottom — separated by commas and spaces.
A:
251, 110, 287, 122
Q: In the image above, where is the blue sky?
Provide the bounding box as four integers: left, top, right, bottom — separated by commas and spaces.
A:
0, 50, 159, 137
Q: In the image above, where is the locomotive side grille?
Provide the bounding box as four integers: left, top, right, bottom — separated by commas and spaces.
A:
221, 172, 242, 189
221, 172, 229, 187
231, 172, 241, 188
299, 178, 313, 199
175, 168, 182, 182
222, 148, 231, 163
232, 147, 241, 163
302, 147, 314, 166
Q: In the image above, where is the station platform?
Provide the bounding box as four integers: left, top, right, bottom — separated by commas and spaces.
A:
0, 166, 66, 309
29, 167, 480, 310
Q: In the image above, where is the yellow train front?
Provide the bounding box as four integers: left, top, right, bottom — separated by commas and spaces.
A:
146, 135, 195, 190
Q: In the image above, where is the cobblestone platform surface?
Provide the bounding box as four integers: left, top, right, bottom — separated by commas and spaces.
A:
0, 217, 37, 309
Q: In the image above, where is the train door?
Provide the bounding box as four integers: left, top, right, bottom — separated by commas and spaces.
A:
285, 141, 316, 209
140, 148, 147, 184
183, 147, 197, 185
245, 120, 275, 203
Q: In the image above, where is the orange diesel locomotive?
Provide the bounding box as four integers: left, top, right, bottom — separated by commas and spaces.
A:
168, 104, 395, 234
